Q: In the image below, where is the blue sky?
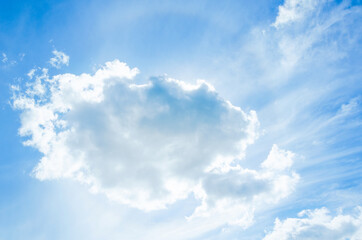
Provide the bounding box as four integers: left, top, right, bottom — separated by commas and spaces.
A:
1, 0, 362, 239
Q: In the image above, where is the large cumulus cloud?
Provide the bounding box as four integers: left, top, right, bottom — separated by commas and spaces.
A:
13, 59, 298, 225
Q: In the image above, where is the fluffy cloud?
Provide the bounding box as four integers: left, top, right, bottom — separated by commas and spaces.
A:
272, 0, 322, 28
13, 59, 298, 225
191, 143, 299, 227
264, 206, 362, 240
49, 50, 69, 68
262, 144, 294, 171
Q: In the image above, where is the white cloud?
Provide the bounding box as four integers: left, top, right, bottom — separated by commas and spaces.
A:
270, 2, 358, 104
264, 206, 362, 240
272, 0, 322, 28
1, 52, 17, 66
49, 50, 69, 68
2, 52, 8, 63
262, 144, 294, 171
27, 69, 36, 79
13, 59, 298, 226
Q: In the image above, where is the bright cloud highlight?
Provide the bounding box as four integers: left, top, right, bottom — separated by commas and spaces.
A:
273, 0, 322, 28
264, 207, 362, 240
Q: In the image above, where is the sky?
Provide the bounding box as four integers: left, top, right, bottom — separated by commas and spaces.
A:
0, 0, 362, 239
